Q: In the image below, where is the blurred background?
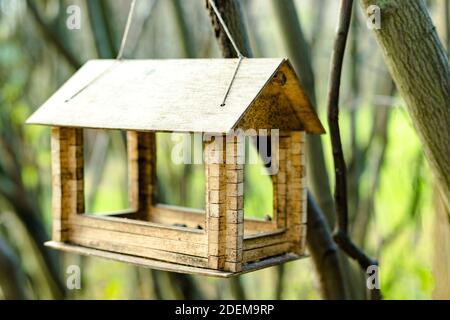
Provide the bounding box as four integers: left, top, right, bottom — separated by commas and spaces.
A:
0, 0, 449, 299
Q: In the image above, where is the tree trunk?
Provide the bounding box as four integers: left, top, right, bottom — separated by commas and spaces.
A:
206, 0, 253, 58
360, 0, 450, 210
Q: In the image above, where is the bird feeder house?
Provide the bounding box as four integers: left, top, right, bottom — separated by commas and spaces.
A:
26, 58, 325, 277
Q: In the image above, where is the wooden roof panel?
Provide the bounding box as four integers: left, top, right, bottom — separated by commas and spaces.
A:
26, 58, 325, 134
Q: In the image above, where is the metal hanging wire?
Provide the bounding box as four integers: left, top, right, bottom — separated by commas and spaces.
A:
207, 0, 244, 58
65, 0, 137, 102
68, 0, 245, 107
207, 0, 246, 107
117, 0, 138, 59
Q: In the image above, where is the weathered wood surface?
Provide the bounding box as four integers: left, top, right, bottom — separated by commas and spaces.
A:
360, 0, 450, 211
51, 127, 84, 242
286, 131, 307, 255
148, 202, 275, 235
68, 234, 209, 268
243, 229, 287, 250
49, 125, 309, 272
46, 241, 305, 277
150, 204, 206, 229
205, 137, 228, 269
128, 131, 156, 221
68, 225, 208, 258
236, 70, 303, 131
223, 136, 245, 272
26, 59, 324, 134
65, 207, 301, 271
243, 242, 292, 263
69, 214, 206, 243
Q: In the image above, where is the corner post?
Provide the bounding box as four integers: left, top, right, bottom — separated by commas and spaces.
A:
51, 127, 84, 242
287, 131, 307, 255
224, 135, 244, 272
205, 134, 227, 270
205, 134, 244, 272
128, 131, 156, 221
274, 131, 290, 229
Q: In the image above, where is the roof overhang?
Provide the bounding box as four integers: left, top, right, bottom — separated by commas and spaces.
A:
26, 58, 325, 134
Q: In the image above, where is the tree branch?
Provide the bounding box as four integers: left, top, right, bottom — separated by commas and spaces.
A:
360, 0, 450, 212
206, 0, 252, 58
326, 0, 379, 286
306, 192, 348, 299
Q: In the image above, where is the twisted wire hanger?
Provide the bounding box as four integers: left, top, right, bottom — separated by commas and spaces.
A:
68, 0, 245, 107
207, 0, 246, 107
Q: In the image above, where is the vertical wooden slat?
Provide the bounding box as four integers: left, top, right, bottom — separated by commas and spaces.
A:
274, 132, 290, 229
224, 135, 244, 272
287, 131, 307, 255
128, 131, 155, 221
51, 127, 84, 242
206, 135, 227, 269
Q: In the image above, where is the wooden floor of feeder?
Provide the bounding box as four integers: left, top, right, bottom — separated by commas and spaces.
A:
46, 241, 307, 278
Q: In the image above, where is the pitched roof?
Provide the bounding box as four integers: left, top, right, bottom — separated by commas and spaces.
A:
26, 58, 325, 134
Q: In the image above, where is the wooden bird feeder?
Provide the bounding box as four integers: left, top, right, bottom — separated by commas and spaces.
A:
26, 58, 325, 277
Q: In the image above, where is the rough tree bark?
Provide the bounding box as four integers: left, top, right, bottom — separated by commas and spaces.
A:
206, 0, 253, 58
360, 0, 450, 210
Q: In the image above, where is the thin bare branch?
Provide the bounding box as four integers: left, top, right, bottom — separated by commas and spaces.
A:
326, 0, 379, 283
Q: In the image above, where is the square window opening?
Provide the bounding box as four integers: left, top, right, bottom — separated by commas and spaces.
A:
244, 138, 274, 221
155, 133, 206, 210
242, 135, 283, 237
84, 129, 130, 215
152, 132, 206, 230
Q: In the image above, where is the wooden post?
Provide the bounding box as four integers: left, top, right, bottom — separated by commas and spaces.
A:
274, 132, 290, 229
205, 134, 227, 270
224, 135, 244, 272
205, 134, 244, 272
128, 131, 156, 221
51, 127, 84, 242
287, 131, 307, 255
